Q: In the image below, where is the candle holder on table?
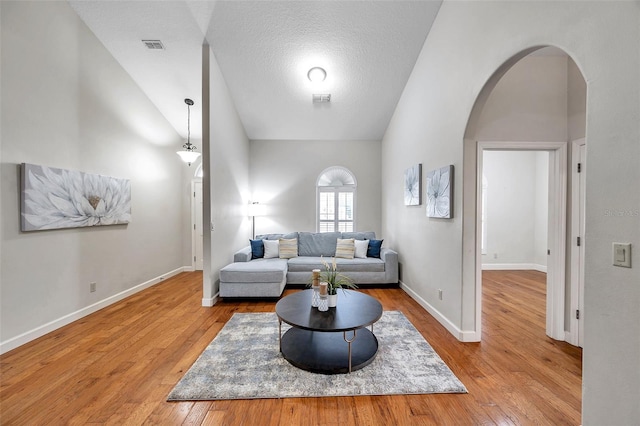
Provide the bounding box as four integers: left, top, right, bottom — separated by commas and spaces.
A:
318, 282, 329, 312
311, 269, 320, 307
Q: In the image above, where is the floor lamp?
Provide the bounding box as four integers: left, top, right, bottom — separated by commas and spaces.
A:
248, 202, 260, 239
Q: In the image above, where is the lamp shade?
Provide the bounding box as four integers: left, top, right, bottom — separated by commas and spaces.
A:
176, 150, 201, 165
247, 202, 266, 217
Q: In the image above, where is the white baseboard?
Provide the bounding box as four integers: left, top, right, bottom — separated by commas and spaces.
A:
482, 263, 547, 273
201, 293, 219, 307
564, 330, 580, 347
399, 281, 479, 342
459, 329, 481, 342
0, 266, 188, 355
565, 330, 573, 344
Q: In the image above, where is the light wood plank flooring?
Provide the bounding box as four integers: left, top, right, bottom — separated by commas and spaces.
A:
0, 270, 582, 425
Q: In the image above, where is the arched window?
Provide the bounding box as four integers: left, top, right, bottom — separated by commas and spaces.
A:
194, 163, 203, 179
316, 167, 357, 232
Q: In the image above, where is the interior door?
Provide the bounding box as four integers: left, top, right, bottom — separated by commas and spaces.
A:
194, 180, 204, 271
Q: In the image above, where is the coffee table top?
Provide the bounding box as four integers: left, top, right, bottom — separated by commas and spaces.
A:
275, 289, 383, 332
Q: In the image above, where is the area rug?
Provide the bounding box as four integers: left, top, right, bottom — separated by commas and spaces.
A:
167, 311, 467, 400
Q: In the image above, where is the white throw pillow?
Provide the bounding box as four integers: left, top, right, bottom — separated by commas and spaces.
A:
354, 239, 369, 259
263, 239, 279, 259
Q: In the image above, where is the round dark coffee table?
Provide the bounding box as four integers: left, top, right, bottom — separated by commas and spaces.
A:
275, 289, 383, 374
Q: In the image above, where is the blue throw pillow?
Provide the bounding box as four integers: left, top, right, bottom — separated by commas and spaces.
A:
250, 239, 264, 259
367, 239, 383, 258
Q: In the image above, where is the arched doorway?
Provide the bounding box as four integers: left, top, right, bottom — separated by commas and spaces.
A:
462, 46, 587, 344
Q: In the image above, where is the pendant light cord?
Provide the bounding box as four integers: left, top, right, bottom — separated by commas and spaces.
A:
187, 102, 191, 147
184, 98, 195, 151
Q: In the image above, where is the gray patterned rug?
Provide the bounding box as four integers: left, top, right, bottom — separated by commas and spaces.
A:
167, 311, 466, 400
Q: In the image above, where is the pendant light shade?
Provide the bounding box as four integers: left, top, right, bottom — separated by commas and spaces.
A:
176, 150, 201, 164
177, 98, 200, 166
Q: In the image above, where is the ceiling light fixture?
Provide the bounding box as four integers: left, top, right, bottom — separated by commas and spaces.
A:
307, 67, 327, 82
176, 98, 201, 166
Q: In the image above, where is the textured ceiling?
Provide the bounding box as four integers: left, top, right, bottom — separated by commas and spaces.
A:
70, 1, 442, 142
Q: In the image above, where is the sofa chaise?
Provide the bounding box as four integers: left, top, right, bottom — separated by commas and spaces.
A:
219, 231, 398, 298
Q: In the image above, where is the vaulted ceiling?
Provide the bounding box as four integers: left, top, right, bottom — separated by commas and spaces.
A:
69, 1, 442, 143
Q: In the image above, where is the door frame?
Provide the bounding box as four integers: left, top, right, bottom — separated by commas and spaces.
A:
476, 141, 568, 341
568, 138, 586, 346
191, 178, 203, 271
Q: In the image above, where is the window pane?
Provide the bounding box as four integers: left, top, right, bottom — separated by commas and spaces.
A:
338, 222, 353, 232
338, 192, 353, 220
319, 221, 335, 232
319, 192, 335, 221
316, 168, 356, 233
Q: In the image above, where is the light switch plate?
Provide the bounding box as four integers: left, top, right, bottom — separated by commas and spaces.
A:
613, 243, 632, 268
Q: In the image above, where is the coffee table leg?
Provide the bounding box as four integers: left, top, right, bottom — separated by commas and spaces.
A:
278, 318, 282, 352
343, 329, 357, 373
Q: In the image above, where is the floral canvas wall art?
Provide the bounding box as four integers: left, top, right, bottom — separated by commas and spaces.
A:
404, 163, 422, 206
426, 165, 453, 218
21, 163, 131, 231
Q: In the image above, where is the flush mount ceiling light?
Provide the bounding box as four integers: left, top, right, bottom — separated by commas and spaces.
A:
307, 67, 327, 82
176, 98, 201, 166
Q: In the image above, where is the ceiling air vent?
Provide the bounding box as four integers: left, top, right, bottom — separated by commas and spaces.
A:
312, 94, 331, 103
142, 40, 165, 50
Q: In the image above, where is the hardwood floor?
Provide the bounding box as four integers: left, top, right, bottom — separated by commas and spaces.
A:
0, 270, 582, 425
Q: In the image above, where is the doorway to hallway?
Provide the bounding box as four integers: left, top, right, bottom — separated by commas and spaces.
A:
476, 141, 568, 342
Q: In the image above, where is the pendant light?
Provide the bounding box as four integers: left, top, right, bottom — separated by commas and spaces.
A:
177, 98, 200, 166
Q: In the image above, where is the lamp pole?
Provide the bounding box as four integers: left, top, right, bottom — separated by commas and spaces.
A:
249, 202, 259, 239
252, 215, 256, 240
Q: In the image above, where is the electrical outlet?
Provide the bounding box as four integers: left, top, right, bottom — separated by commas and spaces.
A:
438, 289, 443, 300
90, 282, 96, 293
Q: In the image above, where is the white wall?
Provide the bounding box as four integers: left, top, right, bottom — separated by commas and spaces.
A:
533, 152, 549, 267
568, 58, 587, 142
475, 55, 569, 142
382, 2, 639, 423
0, 1, 188, 352
482, 151, 548, 270
201, 47, 251, 304
249, 139, 382, 236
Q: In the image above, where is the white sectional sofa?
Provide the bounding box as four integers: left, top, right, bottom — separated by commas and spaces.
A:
219, 231, 398, 298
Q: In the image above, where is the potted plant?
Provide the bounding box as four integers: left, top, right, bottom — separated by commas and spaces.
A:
320, 257, 358, 307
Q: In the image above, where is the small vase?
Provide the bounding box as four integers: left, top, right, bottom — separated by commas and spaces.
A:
318, 294, 328, 312
328, 293, 338, 308
311, 285, 320, 307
